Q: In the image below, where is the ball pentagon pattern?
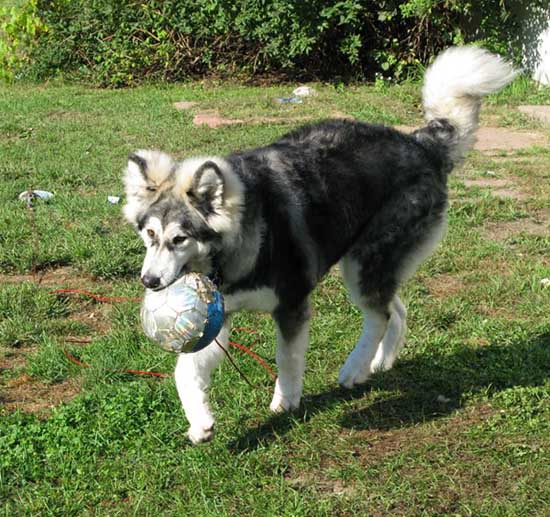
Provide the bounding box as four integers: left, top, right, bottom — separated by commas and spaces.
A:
141, 273, 224, 353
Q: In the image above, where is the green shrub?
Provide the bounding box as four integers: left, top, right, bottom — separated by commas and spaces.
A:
0, 0, 533, 86
0, 0, 46, 81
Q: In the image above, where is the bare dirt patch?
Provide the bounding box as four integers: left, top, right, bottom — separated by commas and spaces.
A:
0, 346, 34, 373
463, 178, 510, 188
0, 266, 94, 288
192, 110, 244, 128
518, 105, 550, 126
66, 301, 114, 336
1, 273, 115, 338
423, 273, 467, 299
396, 125, 547, 153
476, 301, 518, 321
475, 255, 514, 277
490, 187, 528, 200
330, 111, 355, 120
47, 110, 88, 121
1, 267, 118, 415
483, 217, 549, 242
192, 110, 333, 128
1, 373, 82, 416
285, 470, 356, 496
474, 127, 547, 152
489, 154, 542, 163
0, 266, 133, 303
1, 265, 127, 329
173, 101, 198, 110
349, 403, 496, 462
284, 403, 497, 502
190, 111, 548, 156
462, 178, 527, 200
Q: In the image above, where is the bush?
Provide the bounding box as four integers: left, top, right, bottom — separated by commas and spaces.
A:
0, 0, 46, 81
0, 0, 530, 86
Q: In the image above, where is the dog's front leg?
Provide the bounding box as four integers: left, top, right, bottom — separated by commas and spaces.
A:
270, 302, 310, 413
174, 321, 229, 444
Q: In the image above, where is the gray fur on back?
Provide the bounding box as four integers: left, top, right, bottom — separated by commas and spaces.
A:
217, 119, 450, 310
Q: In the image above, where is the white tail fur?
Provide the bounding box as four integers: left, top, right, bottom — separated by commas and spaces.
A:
422, 46, 517, 165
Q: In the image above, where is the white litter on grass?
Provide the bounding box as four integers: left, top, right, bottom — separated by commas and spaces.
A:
293, 86, 316, 97
277, 97, 303, 104
18, 190, 54, 202
541, 278, 550, 288
108, 196, 120, 204
436, 394, 451, 403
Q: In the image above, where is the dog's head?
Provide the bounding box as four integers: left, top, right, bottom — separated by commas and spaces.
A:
123, 152, 244, 290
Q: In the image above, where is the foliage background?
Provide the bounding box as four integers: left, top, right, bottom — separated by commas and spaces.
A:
0, 0, 539, 86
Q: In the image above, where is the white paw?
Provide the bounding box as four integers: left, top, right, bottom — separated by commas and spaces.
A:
269, 379, 301, 413
369, 360, 390, 373
187, 423, 215, 444
370, 353, 393, 373
269, 393, 300, 413
338, 359, 371, 389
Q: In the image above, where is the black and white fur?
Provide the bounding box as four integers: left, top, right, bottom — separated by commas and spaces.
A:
123, 47, 516, 443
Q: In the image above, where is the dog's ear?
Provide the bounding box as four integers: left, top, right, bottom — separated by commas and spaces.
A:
188, 161, 225, 214
126, 152, 148, 181
123, 150, 175, 226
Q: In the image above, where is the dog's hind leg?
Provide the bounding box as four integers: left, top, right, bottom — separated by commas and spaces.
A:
338, 255, 392, 388
368, 220, 446, 374
270, 301, 310, 413
338, 208, 446, 388
174, 320, 230, 444
370, 295, 407, 373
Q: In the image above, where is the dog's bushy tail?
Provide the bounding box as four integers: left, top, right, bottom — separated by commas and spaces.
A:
420, 46, 517, 167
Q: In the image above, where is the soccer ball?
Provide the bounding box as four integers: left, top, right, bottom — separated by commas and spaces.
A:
141, 273, 224, 353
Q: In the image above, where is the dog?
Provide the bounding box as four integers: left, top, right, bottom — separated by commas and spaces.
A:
122, 46, 515, 443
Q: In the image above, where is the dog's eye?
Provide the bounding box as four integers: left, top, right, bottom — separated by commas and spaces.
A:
147, 229, 155, 239
172, 235, 187, 246
146, 186, 157, 192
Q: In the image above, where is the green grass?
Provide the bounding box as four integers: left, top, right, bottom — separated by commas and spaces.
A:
1, 77, 549, 515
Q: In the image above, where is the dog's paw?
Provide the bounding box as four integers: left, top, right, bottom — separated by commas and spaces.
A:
338, 360, 371, 389
269, 379, 301, 413
369, 354, 393, 374
269, 392, 300, 413
187, 424, 215, 444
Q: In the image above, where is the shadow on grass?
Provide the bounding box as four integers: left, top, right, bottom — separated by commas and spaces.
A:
229, 331, 549, 452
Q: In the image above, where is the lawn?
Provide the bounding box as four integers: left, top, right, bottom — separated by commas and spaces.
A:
0, 78, 549, 515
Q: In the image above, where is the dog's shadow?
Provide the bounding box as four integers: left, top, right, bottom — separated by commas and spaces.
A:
229, 331, 549, 452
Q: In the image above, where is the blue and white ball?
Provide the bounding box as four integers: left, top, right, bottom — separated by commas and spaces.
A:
141, 273, 224, 353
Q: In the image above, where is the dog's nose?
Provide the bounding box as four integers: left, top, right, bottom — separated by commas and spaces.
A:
141, 274, 161, 289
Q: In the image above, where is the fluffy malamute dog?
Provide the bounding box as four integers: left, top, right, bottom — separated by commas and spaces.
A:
123, 46, 515, 443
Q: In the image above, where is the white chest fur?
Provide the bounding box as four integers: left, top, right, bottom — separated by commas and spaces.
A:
224, 287, 279, 314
